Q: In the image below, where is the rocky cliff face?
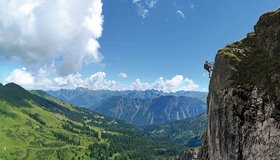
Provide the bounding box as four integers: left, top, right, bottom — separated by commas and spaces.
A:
208, 8, 280, 160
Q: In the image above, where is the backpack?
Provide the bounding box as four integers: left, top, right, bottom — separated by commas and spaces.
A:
204, 63, 209, 70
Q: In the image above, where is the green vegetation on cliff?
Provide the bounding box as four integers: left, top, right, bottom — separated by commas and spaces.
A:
216, 9, 280, 96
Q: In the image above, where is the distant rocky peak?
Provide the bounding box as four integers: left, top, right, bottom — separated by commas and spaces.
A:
75, 87, 89, 92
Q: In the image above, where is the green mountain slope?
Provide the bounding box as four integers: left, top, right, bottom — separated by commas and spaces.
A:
143, 114, 207, 147
0, 83, 185, 160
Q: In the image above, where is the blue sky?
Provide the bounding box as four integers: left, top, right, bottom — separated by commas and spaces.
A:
0, 0, 280, 92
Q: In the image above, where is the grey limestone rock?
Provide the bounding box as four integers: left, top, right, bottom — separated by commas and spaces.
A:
175, 8, 280, 160
208, 8, 280, 160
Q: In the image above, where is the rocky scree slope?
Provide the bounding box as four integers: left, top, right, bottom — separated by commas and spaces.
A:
208, 8, 280, 160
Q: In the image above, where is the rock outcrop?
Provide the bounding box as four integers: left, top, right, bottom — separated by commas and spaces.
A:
208, 8, 280, 160
176, 132, 208, 160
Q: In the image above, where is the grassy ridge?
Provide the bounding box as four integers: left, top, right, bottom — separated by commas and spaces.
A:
0, 96, 93, 159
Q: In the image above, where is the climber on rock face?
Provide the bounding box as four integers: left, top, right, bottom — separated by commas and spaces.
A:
204, 61, 213, 78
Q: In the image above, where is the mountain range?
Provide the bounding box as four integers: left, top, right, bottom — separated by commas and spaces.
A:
95, 95, 206, 126
47, 89, 207, 126
0, 83, 185, 159
47, 89, 207, 108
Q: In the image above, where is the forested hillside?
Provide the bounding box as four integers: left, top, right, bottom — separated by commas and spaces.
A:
0, 83, 185, 160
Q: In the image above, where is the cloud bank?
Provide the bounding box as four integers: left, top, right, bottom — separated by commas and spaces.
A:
4, 69, 200, 92
0, 0, 103, 76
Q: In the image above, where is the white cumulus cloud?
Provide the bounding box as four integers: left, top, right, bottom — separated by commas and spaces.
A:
119, 72, 128, 78
0, 0, 104, 76
54, 72, 117, 90
4, 68, 35, 86
3, 68, 200, 92
130, 79, 150, 90
130, 75, 199, 92
85, 72, 116, 90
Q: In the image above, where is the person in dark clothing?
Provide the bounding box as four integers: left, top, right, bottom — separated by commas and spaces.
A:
204, 61, 212, 78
